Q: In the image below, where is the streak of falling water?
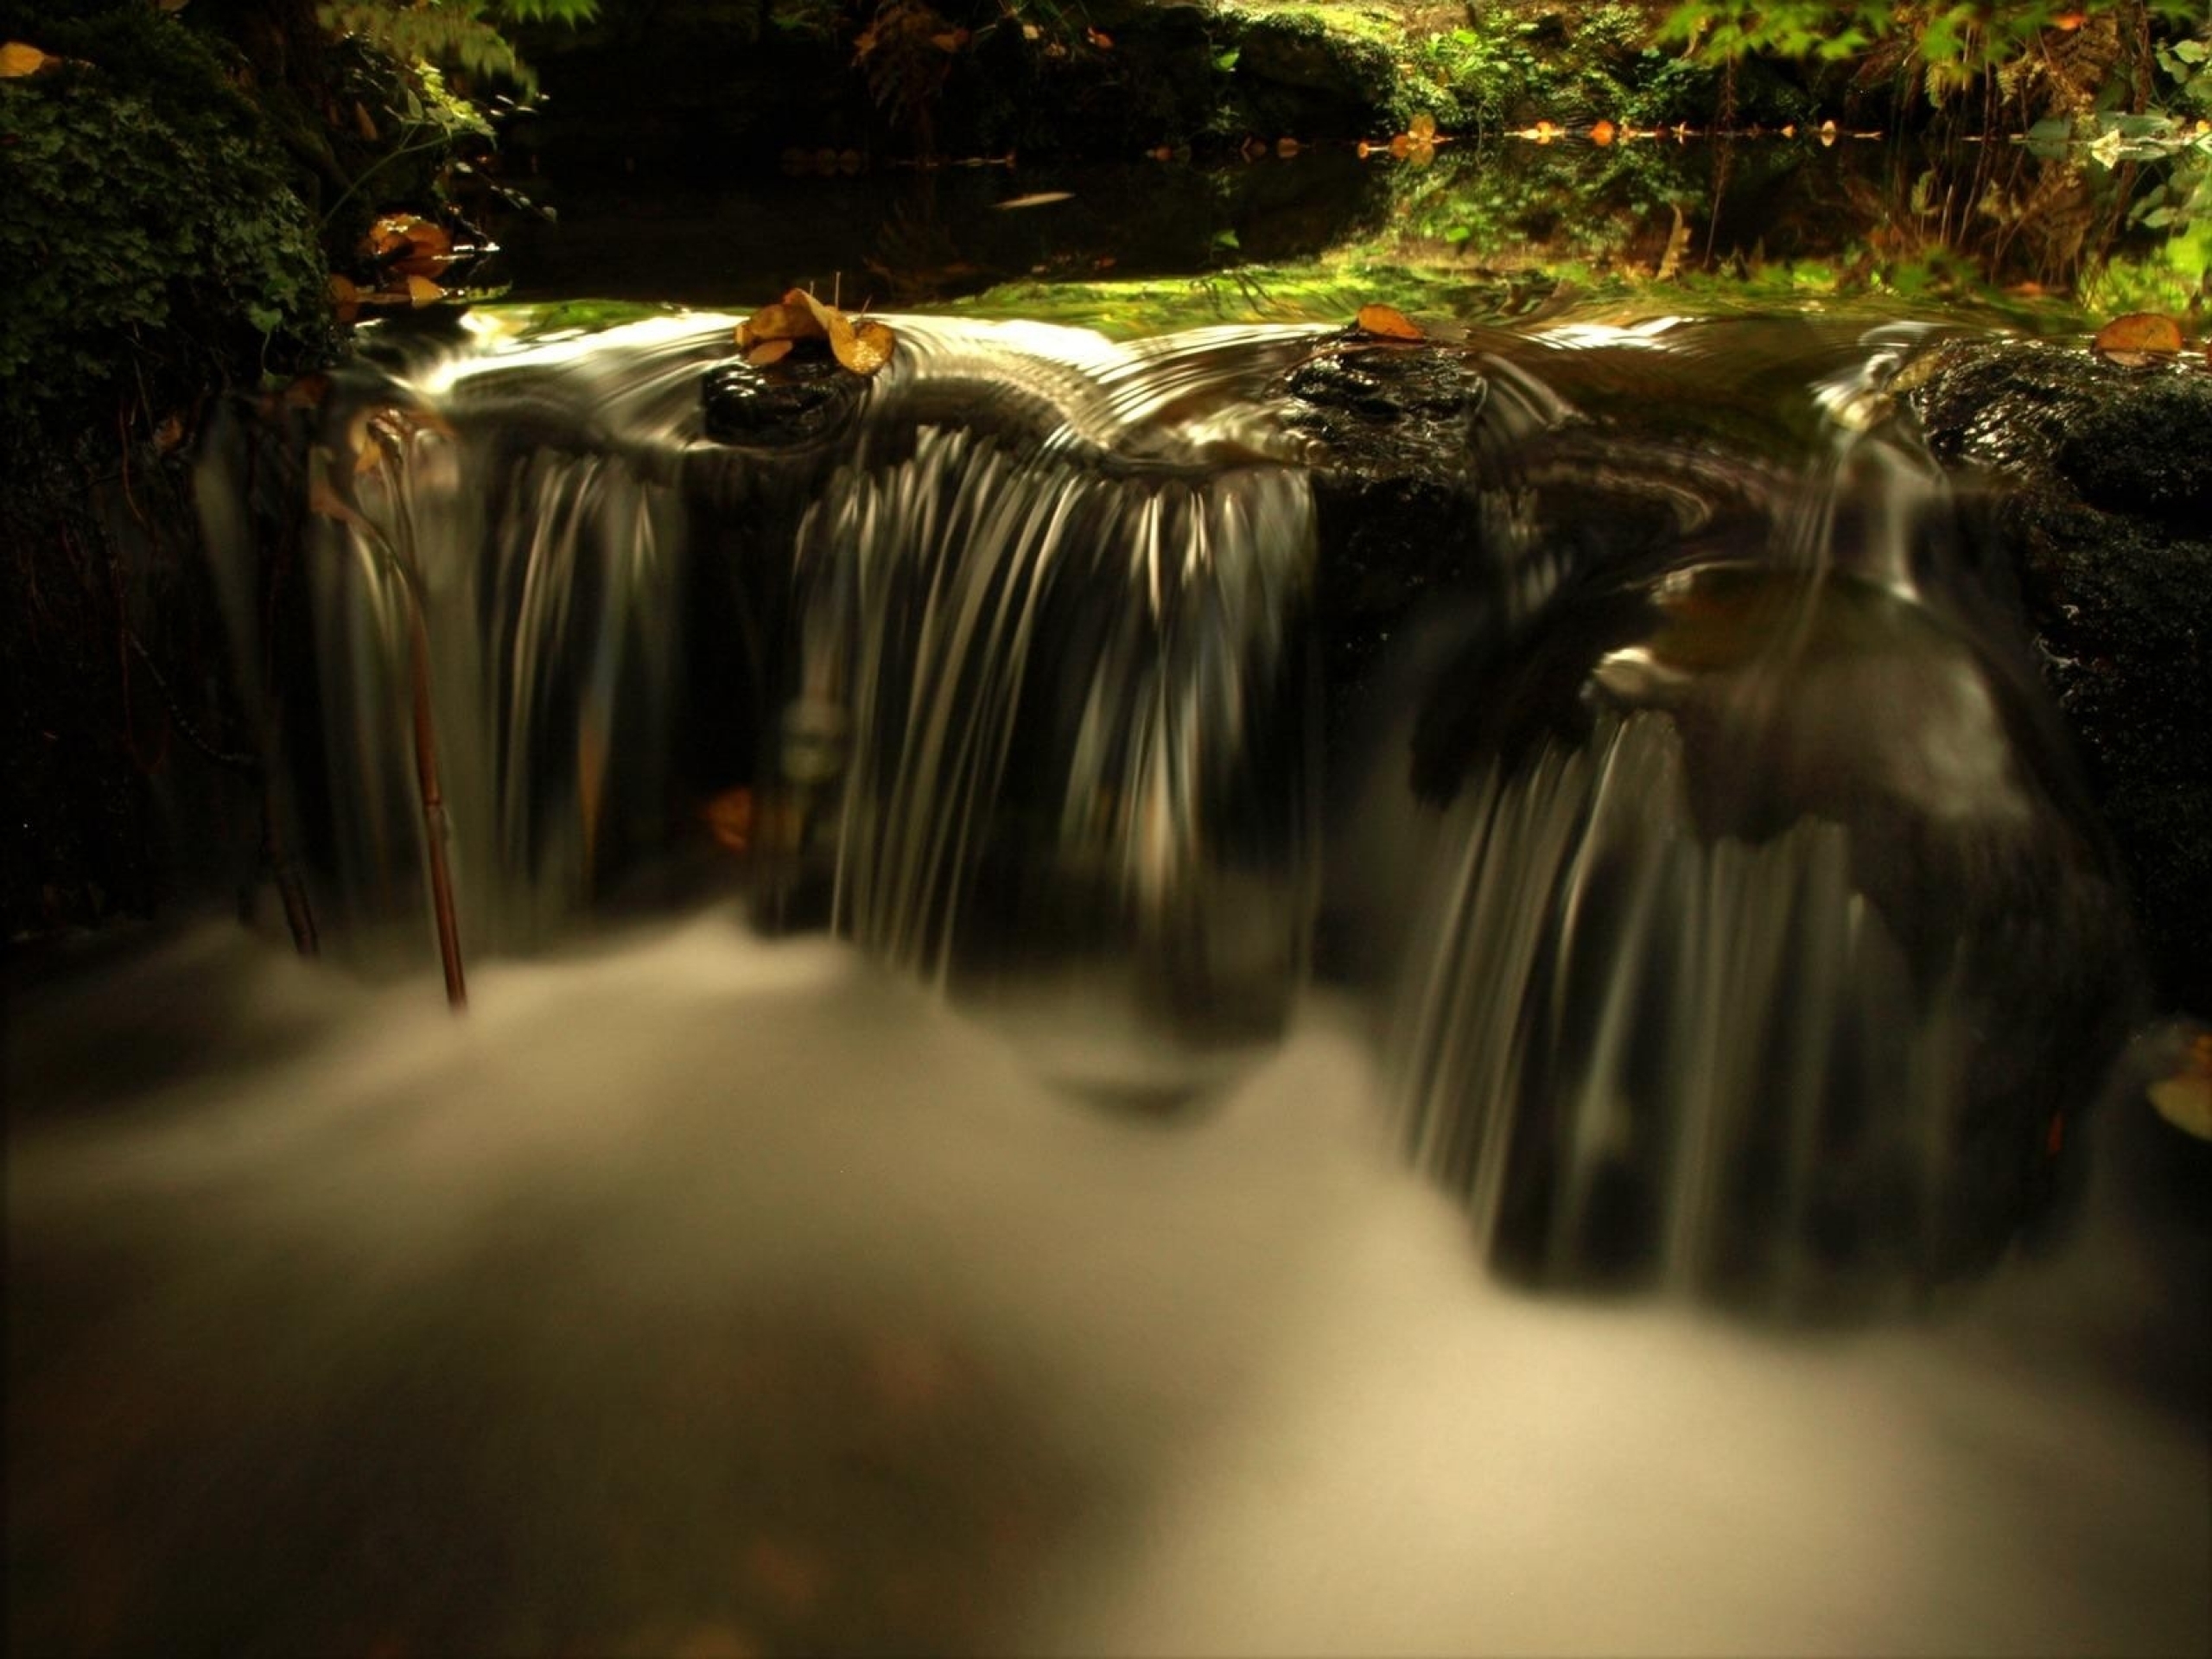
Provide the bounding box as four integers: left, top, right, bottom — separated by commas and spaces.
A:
1391, 709, 1972, 1303
784, 428, 1313, 1053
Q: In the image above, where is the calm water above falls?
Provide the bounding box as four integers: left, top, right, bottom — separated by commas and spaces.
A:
9, 293, 2208, 1656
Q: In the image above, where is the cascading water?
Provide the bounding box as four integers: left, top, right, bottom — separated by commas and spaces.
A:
200, 314, 1322, 1076
17, 302, 2200, 1656
1378, 320, 2133, 1307
196, 306, 2137, 1271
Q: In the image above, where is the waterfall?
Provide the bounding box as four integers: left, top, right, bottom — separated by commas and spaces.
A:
1379, 321, 2131, 1308
198, 307, 2133, 1298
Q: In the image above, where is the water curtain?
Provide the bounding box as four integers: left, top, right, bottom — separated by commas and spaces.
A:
199, 308, 2133, 1305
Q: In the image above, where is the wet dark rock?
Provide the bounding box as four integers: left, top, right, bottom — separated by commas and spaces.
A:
1909, 339, 2212, 1015
2056, 378, 2212, 523
1278, 338, 1496, 702
702, 358, 866, 447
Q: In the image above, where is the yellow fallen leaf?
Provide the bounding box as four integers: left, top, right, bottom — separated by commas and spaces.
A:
404, 273, 444, 307
845, 318, 896, 375
1355, 302, 1424, 341
739, 302, 825, 347
0, 41, 50, 77
993, 191, 1074, 210
2093, 312, 2183, 359
792, 289, 896, 377
1408, 112, 1437, 143
745, 338, 794, 366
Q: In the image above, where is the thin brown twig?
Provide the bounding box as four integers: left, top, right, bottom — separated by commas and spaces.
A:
404, 578, 467, 1010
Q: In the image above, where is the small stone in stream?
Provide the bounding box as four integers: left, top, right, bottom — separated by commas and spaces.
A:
702, 357, 861, 445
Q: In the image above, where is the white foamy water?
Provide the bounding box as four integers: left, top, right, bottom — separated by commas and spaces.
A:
7, 914, 2204, 1657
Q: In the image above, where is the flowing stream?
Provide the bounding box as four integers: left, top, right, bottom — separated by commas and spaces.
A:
9, 304, 2207, 1656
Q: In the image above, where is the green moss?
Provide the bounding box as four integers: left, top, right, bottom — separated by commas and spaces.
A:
937, 255, 1551, 337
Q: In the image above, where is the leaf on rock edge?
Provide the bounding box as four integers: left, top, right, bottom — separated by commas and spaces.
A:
793, 288, 896, 377
2093, 312, 2183, 359
1355, 302, 1424, 341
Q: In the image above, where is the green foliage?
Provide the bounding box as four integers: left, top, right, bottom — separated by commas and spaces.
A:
0, 7, 331, 443
320, 0, 600, 95
1403, 5, 1734, 133
2152, 31, 2212, 113
1660, 1, 2210, 111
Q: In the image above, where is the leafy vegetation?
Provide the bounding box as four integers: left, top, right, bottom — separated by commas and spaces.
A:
321, 0, 601, 96
1659, 0, 2212, 116
0, 7, 330, 442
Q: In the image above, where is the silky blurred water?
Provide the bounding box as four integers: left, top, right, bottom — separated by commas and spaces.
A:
6, 912, 2206, 1656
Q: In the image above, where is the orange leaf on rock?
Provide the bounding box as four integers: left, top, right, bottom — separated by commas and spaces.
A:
1355, 303, 1424, 341
745, 338, 795, 366
404, 274, 444, 308
2092, 312, 2183, 359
